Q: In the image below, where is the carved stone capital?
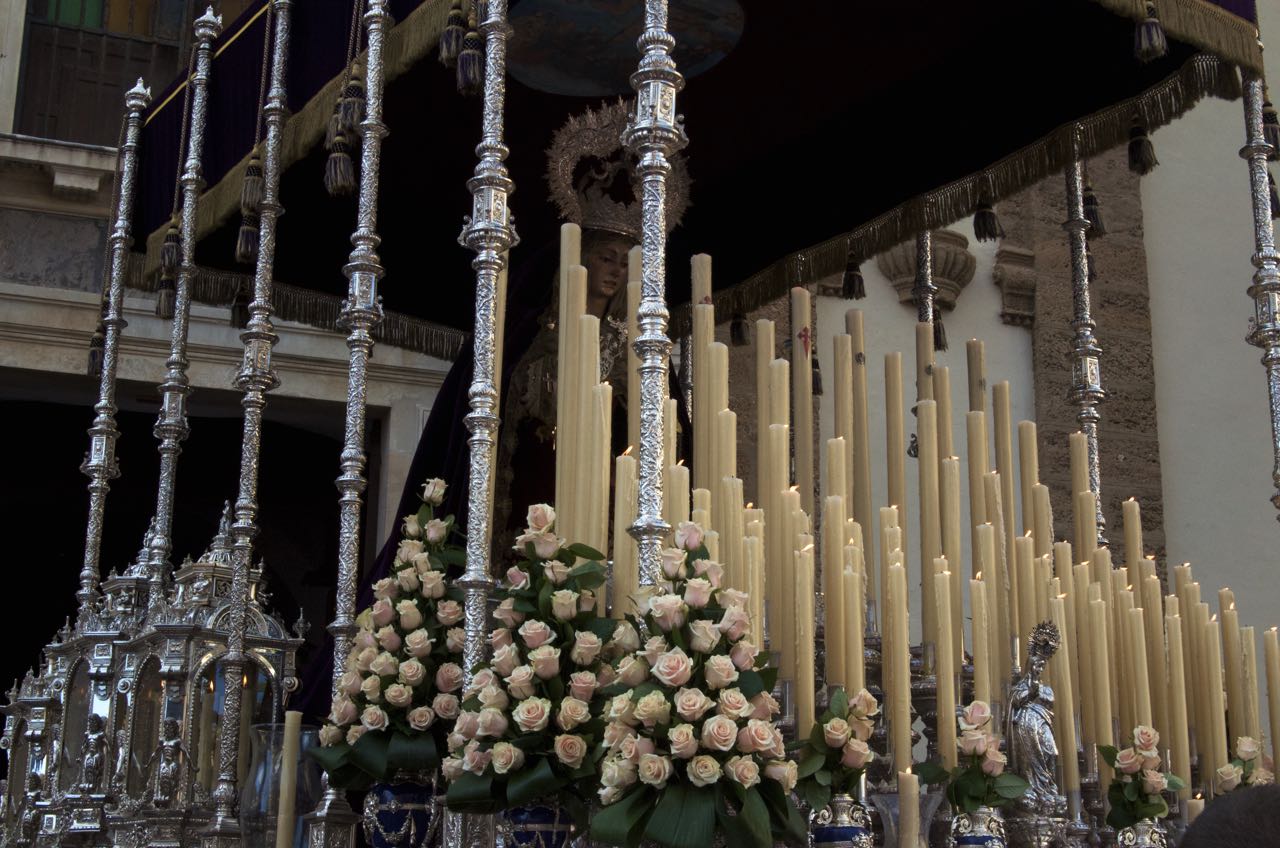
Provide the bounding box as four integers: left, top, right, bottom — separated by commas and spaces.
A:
876, 228, 976, 310
992, 244, 1036, 327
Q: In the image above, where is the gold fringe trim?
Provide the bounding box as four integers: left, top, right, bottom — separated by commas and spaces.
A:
1088, 0, 1262, 73
126, 256, 466, 360
677, 53, 1241, 336
142, 0, 453, 272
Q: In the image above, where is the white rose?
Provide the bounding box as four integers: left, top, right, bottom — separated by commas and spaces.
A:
673, 687, 715, 721
660, 548, 688, 580
330, 695, 357, 726
608, 693, 638, 726
526, 504, 557, 532
492, 643, 522, 677
763, 759, 799, 792
651, 647, 693, 687
491, 741, 525, 774
668, 724, 698, 759
477, 707, 509, 738
701, 714, 738, 752
570, 631, 603, 666
384, 683, 413, 708
634, 690, 672, 728
418, 570, 446, 599
361, 675, 383, 703
424, 519, 448, 544
338, 670, 363, 697
436, 600, 463, 626
551, 590, 580, 622
398, 659, 426, 687
442, 756, 464, 781
617, 655, 650, 687
725, 755, 761, 788
514, 529, 562, 560
396, 539, 424, 565
688, 619, 720, 653
404, 629, 434, 658
601, 755, 638, 788
346, 725, 366, 746
402, 514, 423, 538
395, 599, 424, 631
648, 594, 688, 632
462, 741, 491, 775
1238, 736, 1262, 762
360, 706, 389, 732
528, 645, 562, 680
513, 697, 553, 732
692, 559, 724, 589
683, 577, 713, 609
446, 627, 465, 653
319, 724, 344, 746
420, 478, 447, 506
494, 597, 525, 628
395, 568, 420, 594
638, 753, 674, 788
518, 619, 557, 649
674, 521, 704, 552
611, 622, 641, 653
557, 697, 592, 731
504, 665, 537, 700
478, 684, 510, 711
717, 688, 754, 720
687, 754, 722, 787
372, 578, 397, 601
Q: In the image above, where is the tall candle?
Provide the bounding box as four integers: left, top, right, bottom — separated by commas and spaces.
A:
899, 770, 920, 848
1014, 536, 1036, 651
978, 516, 1010, 697
1050, 597, 1081, 793
834, 335, 855, 504
1069, 433, 1090, 555
1116, 584, 1136, 736
941, 457, 964, 667
795, 545, 817, 740
915, 322, 935, 402
1054, 542, 1078, 702
719, 477, 744, 590
965, 338, 986, 412
714, 408, 737, 534
791, 287, 815, 514
613, 453, 638, 615
1072, 563, 1095, 760
881, 507, 900, 656
993, 382, 1017, 598
766, 424, 790, 639
743, 535, 765, 642
966, 411, 989, 575
1220, 591, 1246, 746
935, 570, 957, 769
1166, 612, 1192, 800
663, 398, 677, 471
845, 548, 866, 694
692, 301, 715, 492
826, 438, 849, 506
917, 400, 941, 652
1140, 573, 1168, 745
1128, 607, 1153, 728
1090, 598, 1116, 788
590, 382, 613, 587
275, 710, 303, 848
886, 353, 908, 566
933, 366, 954, 466
627, 249, 642, 452
1264, 628, 1280, 771
824, 494, 848, 686
984, 472, 1015, 672
971, 578, 992, 704
1242, 627, 1261, 742
665, 463, 690, 528
1075, 491, 1098, 563
555, 226, 583, 515
1032, 484, 1053, 559
1017, 420, 1039, 536
848, 311, 875, 596
755, 319, 775, 505
1122, 499, 1144, 573
1205, 618, 1230, 789
888, 562, 913, 771
778, 488, 802, 679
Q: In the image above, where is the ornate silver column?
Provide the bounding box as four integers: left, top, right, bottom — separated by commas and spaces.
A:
1240, 71, 1280, 519
459, 0, 515, 683
914, 230, 936, 324
143, 7, 222, 591
306, 0, 389, 843
76, 80, 151, 627
1064, 149, 1107, 544
202, 0, 290, 842
625, 0, 687, 588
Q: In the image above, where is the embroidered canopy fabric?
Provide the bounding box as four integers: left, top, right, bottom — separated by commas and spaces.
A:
132, 0, 1261, 344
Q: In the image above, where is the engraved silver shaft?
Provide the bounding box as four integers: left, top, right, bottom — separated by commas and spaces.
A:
914, 230, 935, 325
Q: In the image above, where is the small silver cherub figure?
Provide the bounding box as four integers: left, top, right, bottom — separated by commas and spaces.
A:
17, 772, 44, 843
145, 719, 191, 808
78, 714, 109, 794
1010, 621, 1067, 817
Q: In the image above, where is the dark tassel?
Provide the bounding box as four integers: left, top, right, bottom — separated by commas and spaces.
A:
907, 433, 919, 459
230, 283, 251, 329
1270, 172, 1280, 221
811, 358, 823, 396
841, 248, 866, 299
236, 213, 260, 265
730, 313, 749, 347
1086, 249, 1098, 282
456, 12, 483, 96
240, 149, 264, 214
159, 219, 181, 278
1128, 120, 1159, 175
933, 316, 948, 352
338, 67, 366, 135
439, 0, 466, 67
1134, 1, 1168, 63
972, 198, 1005, 242
87, 324, 105, 378
155, 275, 176, 320
1265, 93, 1280, 161
1083, 183, 1107, 236
325, 130, 357, 197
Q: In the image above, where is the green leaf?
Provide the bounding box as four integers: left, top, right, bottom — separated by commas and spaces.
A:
387, 731, 438, 773
828, 687, 849, 719
738, 785, 773, 848
1098, 745, 1119, 769
508, 756, 561, 807
737, 670, 765, 699
437, 548, 466, 566
797, 751, 826, 779
445, 772, 497, 813
589, 617, 620, 640
798, 781, 832, 818
992, 772, 1029, 801
1123, 778, 1141, 802
814, 768, 832, 787
308, 741, 350, 775
758, 666, 778, 692
348, 728, 391, 781
591, 787, 652, 847
567, 543, 606, 561
538, 578, 554, 619
913, 761, 951, 787
759, 778, 806, 842
647, 783, 716, 848
1166, 773, 1187, 792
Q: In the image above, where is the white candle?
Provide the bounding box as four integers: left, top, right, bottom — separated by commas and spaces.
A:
626, 248, 642, 452
1166, 612, 1192, 800
1264, 628, 1280, 773
612, 453, 638, 615
791, 287, 815, 514
965, 338, 985, 412
935, 570, 957, 769
275, 710, 303, 848
1050, 597, 1080, 793
692, 299, 715, 493
824, 494, 848, 687
971, 577, 992, 705
834, 336, 855, 505
1017, 420, 1038, 536
755, 319, 775, 506
916, 400, 941, 653
847, 311, 874, 595
795, 545, 817, 741
886, 353, 908, 567
898, 770, 920, 848
993, 382, 1017, 634
845, 548, 866, 694
966, 410, 988, 578
888, 562, 912, 772
554, 225, 582, 515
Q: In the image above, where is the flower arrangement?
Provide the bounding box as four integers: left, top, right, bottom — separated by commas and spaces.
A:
589, 521, 806, 848
791, 686, 879, 813
312, 478, 465, 789
1214, 735, 1275, 792
442, 504, 615, 828
916, 700, 1029, 814
1098, 725, 1186, 828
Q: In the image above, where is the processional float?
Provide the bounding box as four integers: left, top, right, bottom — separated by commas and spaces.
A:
6, 0, 1280, 847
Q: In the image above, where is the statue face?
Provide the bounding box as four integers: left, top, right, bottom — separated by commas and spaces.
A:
583, 236, 631, 303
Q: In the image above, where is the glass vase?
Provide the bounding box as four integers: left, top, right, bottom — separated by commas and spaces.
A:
238, 723, 323, 848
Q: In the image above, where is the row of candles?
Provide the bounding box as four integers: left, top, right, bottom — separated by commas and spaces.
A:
553, 238, 1278, 810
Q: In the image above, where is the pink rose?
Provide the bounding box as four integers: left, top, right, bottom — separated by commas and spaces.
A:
551, 590, 580, 621
684, 578, 714, 609
1115, 747, 1143, 775
1217, 763, 1244, 791
1133, 725, 1161, 753
823, 717, 852, 748
543, 561, 572, 585
841, 738, 874, 769
360, 705, 389, 732
396, 539, 424, 564
526, 503, 557, 532
634, 691, 672, 727
419, 570, 446, 599
850, 715, 875, 742
763, 759, 799, 792
725, 755, 761, 789
608, 694, 638, 726
492, 643, 522, 677
432, 693, 460, 720
515, 529, 562, 560
611, 622, 641, 653
1141, 769, 1168, 795
517, 620, 556, 649
674, 687, 716, 721
346, 725, 366, 746
651, 648, 694, 687
620, 734, 655, 764
504, 665, 536, 699
649, 595, 688, 632
404, 629, 433, 657
464, 669, 495, 697
704, 655, 739, 689
513, 697, 553, 732
750, 691, 781, 719
617, 655, 650, 687
528, 645, 561, 680
849, 688, 880, 718
570, 631, 603, 666
692, 559, 724, 589
1237, 736, 1261, 762
642, 636, 669, 666
981, 747, 1006, 776
354, 630, 377, 652
384, 683, 413, 708
569, 670, 598, 701
660, 548, 688, 580
330, 695, 357, 726
441, 756, 464, 781
597, 664, 617, 687
338, 670, 362, 697
717, 588, 750, 609
435, 662, 464, 693
717, 606, 751, 642
701, 715, 738, 752
446, 627, 466, 653
668, 724, 699, 759
730, 639, 759, 671
579, 591, 596, 612
554, 734, 588, 768
958, 729, 990, 756
372, 578, 397, 601
370, 652, 399, 678
737, 719, 776, 754
718, 688, 754, 720
478, 684, 510, 711
402, 514, 422, 538
638, 753, 674, 788
490, 627, 514, 650
455, 711, 481, 739
424, 519, 448, 544
408, 706, 436, 731
371, 599, 395, 627
395, 568, 420, 594
491, 741, 525, 774
477, 707, 509, 738
603, 722, 631, 749
557, 697, 592, 731
319, 724, 343, 747
689, 620, 720, 654
688, 754, 723, 787
436, 600, 463, 626
959, 700, 992, 731
398, 659, 426, 687
462, 741, 491, 775
494, 598, 524, 628
375, 626, 402, 653
420, 478, 447, 505
674, 521, 704, 552
505, 566, 530, 590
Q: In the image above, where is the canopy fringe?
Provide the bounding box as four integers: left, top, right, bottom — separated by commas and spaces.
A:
673, 53, 1240, 336
1089, 0, 1262, 73
126, 256, 465, 361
